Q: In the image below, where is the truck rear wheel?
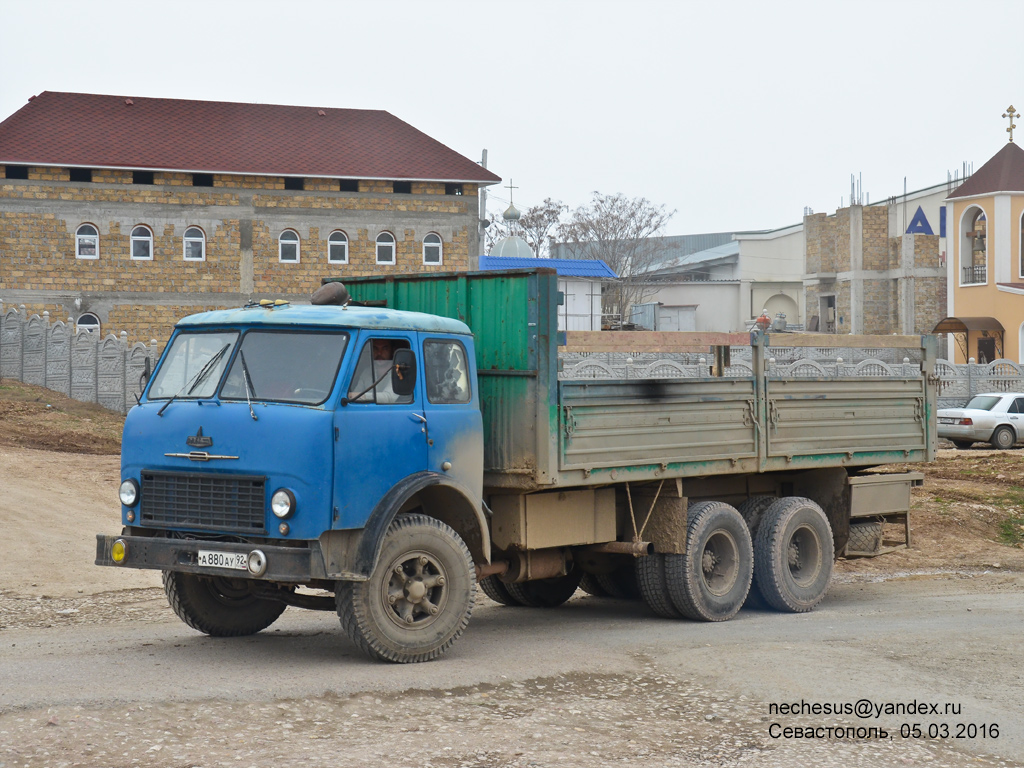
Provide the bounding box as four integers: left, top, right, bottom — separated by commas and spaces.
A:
162, 571, 287, 637
579, 573, 610, 597
753, 497, 834, 613
479, 574, 520, 606
664, 501, 752, 622
596, 565, 641, 600
504, 566, 582, 608
737, 496, 776, 541
636, 554, 684, 619
737, 496, 777, 607
336, 514, 474, 663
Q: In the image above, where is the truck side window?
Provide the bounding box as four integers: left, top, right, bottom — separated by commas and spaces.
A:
424, 340, 471, 404
348, 338, 414, 404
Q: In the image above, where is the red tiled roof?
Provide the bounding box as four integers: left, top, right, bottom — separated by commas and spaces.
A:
0, 91, 501, 183
947, 142, 1024, 199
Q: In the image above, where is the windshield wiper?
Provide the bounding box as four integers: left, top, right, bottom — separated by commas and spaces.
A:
158, 344, 231, 417
239, 350, 258, 421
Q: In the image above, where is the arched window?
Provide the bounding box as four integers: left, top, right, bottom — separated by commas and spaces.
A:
959, 207, 986, 285
76, 313, 100, 333
76, 224, 99, 259
328, 230, 349, 264
376, 232, 395, 265
130, 225, 153, 260
423, 233, 443, 265
279, 229, 300, 262
183, 226, 205, 261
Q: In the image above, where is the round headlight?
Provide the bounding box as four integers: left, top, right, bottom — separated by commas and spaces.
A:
119, 479, 139, 507
271, 489, 295, 519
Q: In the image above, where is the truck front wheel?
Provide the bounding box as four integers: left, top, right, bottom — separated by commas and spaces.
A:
162, 571, 287, 637
336, 514, 475, 663
753, 497, 834, 612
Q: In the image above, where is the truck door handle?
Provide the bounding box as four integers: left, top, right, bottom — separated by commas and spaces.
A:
409, 413, 427, 424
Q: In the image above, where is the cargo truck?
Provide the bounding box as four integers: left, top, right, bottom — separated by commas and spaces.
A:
96, 268, 935, 662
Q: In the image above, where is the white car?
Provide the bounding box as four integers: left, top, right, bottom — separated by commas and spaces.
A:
937, 392, 1024, 449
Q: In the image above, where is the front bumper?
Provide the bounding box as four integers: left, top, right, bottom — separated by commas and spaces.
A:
96, 534, 322, 582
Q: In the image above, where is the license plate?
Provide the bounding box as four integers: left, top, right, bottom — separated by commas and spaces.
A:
198, 550, 247, 570
938, 418, 955, 424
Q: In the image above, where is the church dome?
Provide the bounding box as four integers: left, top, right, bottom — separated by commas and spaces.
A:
491, 235, 533, 259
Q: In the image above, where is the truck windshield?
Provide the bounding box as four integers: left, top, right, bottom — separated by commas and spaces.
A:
220, 330, 348, 405
148, 331, 238, 400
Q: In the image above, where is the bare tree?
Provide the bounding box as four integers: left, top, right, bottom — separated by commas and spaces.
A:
484, 198, 567, 258
556, 192, 675, 324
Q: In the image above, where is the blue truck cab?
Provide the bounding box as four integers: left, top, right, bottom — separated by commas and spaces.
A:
97, 300, 489, 662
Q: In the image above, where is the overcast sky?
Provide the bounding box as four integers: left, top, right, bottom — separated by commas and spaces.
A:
2, 0, 1022, 235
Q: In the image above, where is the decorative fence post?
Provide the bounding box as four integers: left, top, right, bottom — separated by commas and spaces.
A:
0, 302, 26, 381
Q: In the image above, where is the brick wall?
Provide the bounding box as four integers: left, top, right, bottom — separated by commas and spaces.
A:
861, 278, 896, 334
914, 276, 946, 335
804, 213, 824, 274
836, 282, 851, 332
214, 174, 284, 190
862, 207, 890, 270
107, 304, 228, 346
154, 172, 194, 186
29, 166, 70, 182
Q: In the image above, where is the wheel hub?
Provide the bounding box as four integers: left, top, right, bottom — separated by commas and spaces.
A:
702, 550, 718, 573
700, 531, 739, 596
382, 550, 448, 629
788, 540, 801, 569
787, 525, 822, 587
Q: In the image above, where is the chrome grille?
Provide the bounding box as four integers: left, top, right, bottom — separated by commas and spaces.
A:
140, 471, 266, 534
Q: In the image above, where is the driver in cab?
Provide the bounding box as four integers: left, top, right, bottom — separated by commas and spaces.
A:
348, 338, 412, 404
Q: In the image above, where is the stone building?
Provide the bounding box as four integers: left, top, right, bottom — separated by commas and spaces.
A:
0, 91, 499, 344
802, 196, 946, 336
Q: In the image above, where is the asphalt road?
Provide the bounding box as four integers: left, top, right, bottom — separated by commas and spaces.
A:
1, 572, 1022, 768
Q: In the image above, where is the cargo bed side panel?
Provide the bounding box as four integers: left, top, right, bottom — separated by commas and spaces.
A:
765, 377, 928, 467
559, 378, 758, 472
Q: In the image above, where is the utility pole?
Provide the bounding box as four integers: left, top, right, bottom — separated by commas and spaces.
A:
475, 149, 488, 270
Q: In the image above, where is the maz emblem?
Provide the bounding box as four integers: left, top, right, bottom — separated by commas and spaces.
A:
186, 427, 213, 448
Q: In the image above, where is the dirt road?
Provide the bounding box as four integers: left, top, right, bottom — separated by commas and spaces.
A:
2, 574, 1022, 768
1, 380, 1023, 767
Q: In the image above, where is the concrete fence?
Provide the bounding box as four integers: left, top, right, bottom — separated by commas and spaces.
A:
933, 359, 1024, 409
561, 348, 1024, 408
2, 306, 1021, 414
0, 303, 159, 415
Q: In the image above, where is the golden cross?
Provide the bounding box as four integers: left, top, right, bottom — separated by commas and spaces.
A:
1003, 105, 1018, 143
503, 178, 518, 204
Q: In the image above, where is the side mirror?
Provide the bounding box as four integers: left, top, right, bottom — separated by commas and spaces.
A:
140, 357, 151, 391
392, 348, 417, 396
